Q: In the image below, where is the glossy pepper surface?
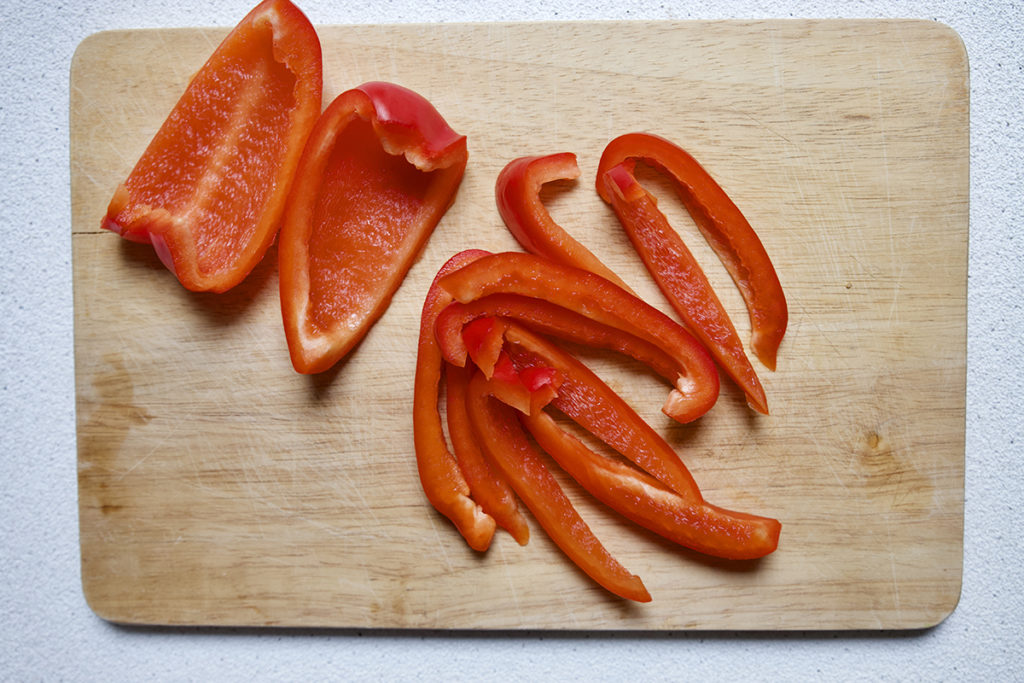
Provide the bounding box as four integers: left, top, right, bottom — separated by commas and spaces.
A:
597, 132, 787, 371
495, 153, 632, 291
466, 372, 652, 603
279, 81, 468, 374
600, 162, 768, 414
437, 251, 719, 424
412, 250, 495, 552
101, 0, 323, 293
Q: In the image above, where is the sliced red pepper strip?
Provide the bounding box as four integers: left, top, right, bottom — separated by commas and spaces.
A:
476, 347, 563, 417
101, 0, 323, 292
496, 153, 633, 292
466, 371, 651, 602
600, 163, 769, 414
437, 252, 719, 424
499, 322, 702, 503
436, 293, 681, 385
445, 363, 530, 545
596, 132, 788, 371
521, 410, 781, 560
279, 81, 468, 373
412, 250, 495, 552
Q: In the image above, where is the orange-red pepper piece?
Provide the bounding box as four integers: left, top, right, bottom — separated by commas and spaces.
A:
466, 371, 652, 602
600, 162, 769, 414
279, 81, 468, 373
445, 363, 530, 545
496, 153, 633, 292
437, 251, 719, 424
522, 410, 781, 560
101, 0, 323, 293
499, 322, 702, 503
412, 250, 495, 552
596, 132, 788, 371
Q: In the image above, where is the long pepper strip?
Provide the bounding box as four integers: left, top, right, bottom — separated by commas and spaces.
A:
438, 252, 719, 424
445, 363, 530, 545
466, 372, 652, 603
600, 163, 768, 414
496, 153, 632, 292
596, 132, 787, 370
522, 411, 781, 560
412, 250, 495, 551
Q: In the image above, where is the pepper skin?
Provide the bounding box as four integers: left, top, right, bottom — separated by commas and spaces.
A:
466, 371, 652, 603
279, 82, 468, 374
496, 153, 632, 292
412, 250, 495, 552
101, 0, 322, 293
445, 363, 530, 545
437, 252, 719, 424
596, 132, 787, 371
522, 410, 781, 560
600, 163, 769, 414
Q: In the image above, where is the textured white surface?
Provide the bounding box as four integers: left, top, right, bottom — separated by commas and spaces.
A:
1, 0, 1021, 679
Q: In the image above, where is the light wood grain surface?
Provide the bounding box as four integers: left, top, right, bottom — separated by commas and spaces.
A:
71, 19, 967, 629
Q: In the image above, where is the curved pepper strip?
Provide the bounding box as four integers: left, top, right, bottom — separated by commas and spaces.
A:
498, 322, 702, 503
496, 154, 633, 292
445, 363, 530, 545
600, 163, 769, 414
521, 410, 781, 560
437, 252, 719, 424
436, 293, 681, 385
279, 81, 468, 373
412, 250, 495, 552
466, 371, 652, 603
596, 132, 788, 371
101, 0, 323, 292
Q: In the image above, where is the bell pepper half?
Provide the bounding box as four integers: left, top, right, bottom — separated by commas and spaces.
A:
412, 250, 495, 552
466, 371, 652, 603
101, 0, 323, 293
437, 251, 719, 424
279, 81, 468, 374
600, 162, 769, 414
521, 410, 781, 560
495, 153, 632, 292
596, 132, 788, 371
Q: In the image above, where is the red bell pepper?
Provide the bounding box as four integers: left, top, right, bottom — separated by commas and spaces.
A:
596, 132, 788, 371
435, 293, 681, 385
279, 81, 468, 373
466, 371, 652, 602
445, 363, 530, 545
496, 153, 632, 292
521, 410, 781, 560
600, 162, 769, 414
437, 251, 719, 424
498, 322, 702, 502
412, 250, 495, 552
101, 0, 323, 293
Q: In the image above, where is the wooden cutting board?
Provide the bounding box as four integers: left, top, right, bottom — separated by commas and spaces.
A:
71, 19, 968, 630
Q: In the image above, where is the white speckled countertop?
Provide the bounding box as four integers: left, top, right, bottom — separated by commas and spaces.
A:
2, 0, 1021, 679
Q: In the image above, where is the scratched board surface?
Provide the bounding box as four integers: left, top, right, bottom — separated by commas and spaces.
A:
71, 20, 967, 629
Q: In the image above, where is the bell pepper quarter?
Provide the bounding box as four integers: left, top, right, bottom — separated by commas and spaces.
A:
600, 163, 769, 415
279, 81, 468, 374
522, 410, 781, 560
596, 132, 788, 371
499, 322, 702, 503
435, 293, 681, 385
101, 0, 323, 293
412, 250, 495, 552
495, 153, 633, 292
466, 371, 652, 603
445, 363, 530, 545
437, 251, 719, 424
